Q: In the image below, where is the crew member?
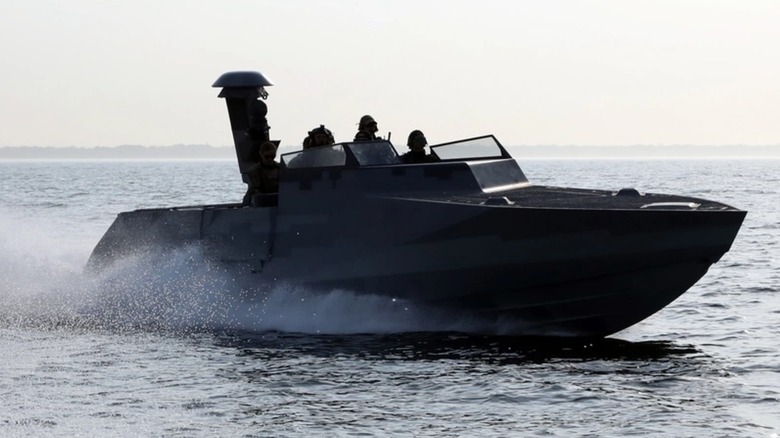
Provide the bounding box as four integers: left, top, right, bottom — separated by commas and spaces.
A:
303, 125, 335, 149
400, 130, 438, 164
353, 115, 379, 141
243, 141, 280, 206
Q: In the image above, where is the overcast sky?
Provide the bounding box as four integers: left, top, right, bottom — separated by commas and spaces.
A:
1, 1, 779, 149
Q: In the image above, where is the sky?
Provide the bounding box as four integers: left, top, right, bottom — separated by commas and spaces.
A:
1, 0, 779, 149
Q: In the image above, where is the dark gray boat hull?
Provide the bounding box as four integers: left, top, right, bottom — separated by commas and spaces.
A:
87, 160, 745, 337
87, 71, 745, 337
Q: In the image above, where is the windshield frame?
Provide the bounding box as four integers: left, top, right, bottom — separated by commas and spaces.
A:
281, 140, 403, 170
429, 135, 511, 162
281, 144, 348, 169
345, 140, 402, 166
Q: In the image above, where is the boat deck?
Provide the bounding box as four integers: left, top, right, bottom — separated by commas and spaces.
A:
404, 186, 737, 211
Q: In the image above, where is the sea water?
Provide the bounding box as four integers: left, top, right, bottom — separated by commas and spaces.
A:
0, 158, 778, 437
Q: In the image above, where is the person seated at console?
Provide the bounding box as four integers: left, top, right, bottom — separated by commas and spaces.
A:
302, 125, 335, 149
400, 130, 438, 164
353, 115, 379, 142
242, 141, 280, 206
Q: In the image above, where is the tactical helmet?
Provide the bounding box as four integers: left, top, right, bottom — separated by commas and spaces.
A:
359, 115, 376, 129
407, 130, 426, 147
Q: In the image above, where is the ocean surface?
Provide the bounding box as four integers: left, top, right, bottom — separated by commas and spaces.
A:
0, 158, 777, 437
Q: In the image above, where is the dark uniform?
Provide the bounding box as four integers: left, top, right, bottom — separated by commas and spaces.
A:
353, 131, 377, 142
400, 150, 438, 164
242, 161, 280, 206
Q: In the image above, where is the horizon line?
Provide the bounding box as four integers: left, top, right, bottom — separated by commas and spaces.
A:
1, 143, 779, 148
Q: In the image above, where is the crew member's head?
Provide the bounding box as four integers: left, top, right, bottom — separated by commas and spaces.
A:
309, 125, 335, 147
359, 115, 378, 134
407, 130, 427, 152
259, 141, 277, 163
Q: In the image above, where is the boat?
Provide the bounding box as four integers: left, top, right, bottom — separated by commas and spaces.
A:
86, 71, 746, 338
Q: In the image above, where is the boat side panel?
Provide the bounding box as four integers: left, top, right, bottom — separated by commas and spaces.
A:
259, 198, 743, 336
87, 209, 203, 270
201, 207, 276, 265
266, 196, 743, 281
312, 257, 712, 337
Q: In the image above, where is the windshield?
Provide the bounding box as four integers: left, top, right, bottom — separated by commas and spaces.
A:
430, 136, 507, 161
346, 141, 401, 166
282, 145, 346, 169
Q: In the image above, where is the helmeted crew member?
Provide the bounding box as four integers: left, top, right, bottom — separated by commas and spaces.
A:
353, 115, 379, 141
400, 130, 438, 164
303, 125, 335, 149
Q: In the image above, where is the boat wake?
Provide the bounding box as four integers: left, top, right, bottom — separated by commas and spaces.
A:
0, 215, 508, 335
85, 246, 495, 334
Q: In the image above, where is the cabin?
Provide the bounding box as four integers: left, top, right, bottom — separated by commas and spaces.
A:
211, 71, 531, 210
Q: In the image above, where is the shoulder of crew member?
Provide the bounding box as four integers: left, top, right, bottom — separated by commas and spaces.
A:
354, 131, 372, 142
401, 151, 436, 164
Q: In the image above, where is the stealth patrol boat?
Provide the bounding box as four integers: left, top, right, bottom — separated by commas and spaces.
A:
87, 71, 746, 338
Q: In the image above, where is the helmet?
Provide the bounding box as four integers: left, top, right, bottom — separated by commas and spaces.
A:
306, 124, 335, 147
407, 130, 426, 147
359, 115, 376, 129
